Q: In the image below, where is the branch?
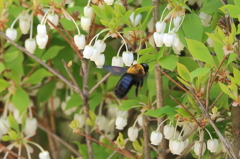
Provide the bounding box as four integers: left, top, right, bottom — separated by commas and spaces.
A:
0, 144, 26, 159
62, 60, 83, 98
88, 72, 111, 95
198, 129, 205, 159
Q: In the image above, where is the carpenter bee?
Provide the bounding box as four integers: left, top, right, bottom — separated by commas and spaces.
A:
104, 63, 149, 99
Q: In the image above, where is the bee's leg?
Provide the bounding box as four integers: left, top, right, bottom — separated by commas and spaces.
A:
135, 82, 139, 97
139, 79, 144, 89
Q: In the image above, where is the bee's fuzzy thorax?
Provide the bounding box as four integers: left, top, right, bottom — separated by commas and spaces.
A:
127, 64, 145, 75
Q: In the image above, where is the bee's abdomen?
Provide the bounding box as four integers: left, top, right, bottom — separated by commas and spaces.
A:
115, 73, 135, 99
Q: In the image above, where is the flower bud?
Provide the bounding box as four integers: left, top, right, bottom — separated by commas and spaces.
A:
74, 114, 85, 128
19, 19, 31, 34
96, 115, 107, 131
83, 45, 94, 59
94, 54, 105, 68
163, 124, 174, 139
122, 51, 134, 66
36, 34, 48, 49
74, 34, 86, 49
104, 0, 114, 5
24, 118, 38, 136
199, 11, 212, 27
115, 116, 127, 130
137, 115, 143, 127
47, 13, 59, 29
81, 17, 91, 31
155, 21, 166, 33
6, 28, 17, 41
84, 6, 94, 18
128, 126, 138, 141
153, 32, 164, 47
194, 141, 206, 156
130, 12, 142, 27
173, 16, 182, 28
112, 56, 124, 67
39, 151, 51, 159
150, 131, 163, 145
37, 24, 47, 37
25, 38, 36, 54
207, 139, 219, 153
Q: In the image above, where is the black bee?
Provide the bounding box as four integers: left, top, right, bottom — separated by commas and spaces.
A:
104, 63, 149, 99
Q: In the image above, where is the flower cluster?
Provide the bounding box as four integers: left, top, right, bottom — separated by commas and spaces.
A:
153, 3, 185, 54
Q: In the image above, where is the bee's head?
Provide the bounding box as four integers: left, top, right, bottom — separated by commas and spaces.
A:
140, 63, 149, 74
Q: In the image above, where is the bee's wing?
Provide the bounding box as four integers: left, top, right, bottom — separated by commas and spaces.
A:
103, 65, 128, 76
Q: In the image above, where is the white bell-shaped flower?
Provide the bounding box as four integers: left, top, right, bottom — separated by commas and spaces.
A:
74, 114, 85, 129
81, 16, 91, 31
74, 34, 86, 49
84, 6, 94, 18
170, 140, 185, 155
19, 20, 30, 35
207, 139, 219, 153
199, 11, 212, 27
150, 131, 163, 145
163, 33, 175, 47
128, 126, 138, 141
130, 12, 142, 27
37, 24, 47, 37
194, 141, 206, 156
137, 115, 143, 127
90, 48, 101, 61
24, 118, 38, 136
83, 45, 94, 59
163, 124, 174, 139
122, 51, 134, 66
39, 151, 51, 159
0, 117, 9, 134
96, 115, 107, 131
25, 38, 36, 54
173, 16, 182, 28
6, 28, 17, 41
173, 36, 184, 51
155, 21, 166, 33
36, 34, 48, 49
13, 108, 22, 124
94, 40, 106, 53
112, 56, 124, 67
47, 13, 59, 29
153, 32, 164, 47
115, 116, 127, 130
94, 54, 105, 68
104, 0, 114, 5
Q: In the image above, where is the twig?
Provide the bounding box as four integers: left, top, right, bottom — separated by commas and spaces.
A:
209, 92, 224, 110
62, 60, 83, 98
143, 115, 150, 159
0, 144, 26, 159
38, 124, 82, 157
88, 72, 111, 95
213, 151, 224, 159
198, 129, 205, 159
0, 31, 79, 93
170, 96, 202, 127
206, 69, 212, 110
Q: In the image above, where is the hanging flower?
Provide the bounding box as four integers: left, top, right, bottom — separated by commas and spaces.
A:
19, 12, 31, 34
115, 116, 127, 130
173, 16, 182, 28
95, 115, 107, 131
137, 115, 143, 127
25, 38, 36, 54
0, 117, 10, 134
150, 131, 163, 145
155, 21, 166, 33
83, 45, 94, 59
6, 28, 17, 41
127, 126, 138, 141
194, 141, 206, 156
163, 33, 175, 47
90, 48, 101, 61
73, 113, 85, 129
94, 40, 106, 53
74, 34, 86, 49
207, 139, 219, 153
37, 24, 47, 37
163, 124, 175, 139
169, 140, 185, 155
94, 54, 105, 68
36, 34, 48, 49
39, 151, 51, 159
130, 12, 142, 27
199, 11, 212, 27
153, 32, 164, 47
104, 0, 114, 5
122, 51, 134, 66
84, 6, 94, 18
112, 56, 124, 67
24, 118, 38, 136
81, 16, 91, 31
47, 13, 59, 29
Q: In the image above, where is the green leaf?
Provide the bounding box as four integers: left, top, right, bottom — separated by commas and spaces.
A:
219, 83, 236, 99
135, 6, 153, 18
205, 32, 224, 45
177, 77, 192, 88
201, 0, 223, 14
25, 68, 53, 84
219, 5, 240, 18
190, 68, 211, 81
41, 46, 65, 61
159, 55, 178, 71
60, 18, 75, 31
119, 100, 140, 111
92, 5, 109, 21
0, 63, 5, 73
0, 79, 11, 92
4, 50, 24, 75
233, 68, 240, 86
37, 81, 56, 103
2, 135, 11, 141
138, 47, 157, 55
177, 63, 190, 82
176, 108, 191, 118
234, 0, 240, 8
8, 113, 19, 132
65, 93, 82, 110
141, 6, 154, 30
8, 130, 18, 140
4, 50, 19, 62
119, 10, 132, 24
12, 88, 30, 114
144, 106, 177, 117
186, 38, 215, 66
182, 13, 203, 42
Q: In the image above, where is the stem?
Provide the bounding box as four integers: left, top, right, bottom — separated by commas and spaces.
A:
10, 15, 20, 28
156, 118, 168, 131
87, 0, 91, 7
159, 6, 168, 22
23, 143, 32, 159
168, 14, 173, 33
205, 128, 213, 140
62, 8, 81, 35
117, 43, 125, 57
41, 8, 50, 25
89, 29, 109, 46
198, 130, 205, 159
174, 116, 180, 139
30, 12, 33, 39
143, 115, 150, 159
178, 122, 188, 140
98, 101, 103, 116
17, 145, 22, 159
117, 32, 128, 52
26, 141, 45, 152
